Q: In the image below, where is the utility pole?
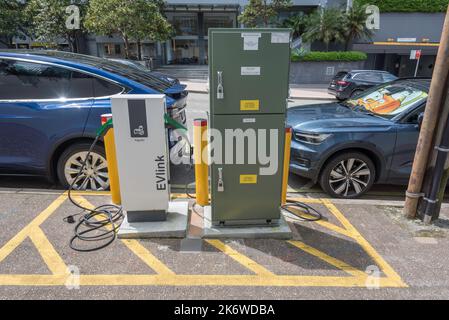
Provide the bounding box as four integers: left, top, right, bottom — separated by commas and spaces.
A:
403, 6, 449, 219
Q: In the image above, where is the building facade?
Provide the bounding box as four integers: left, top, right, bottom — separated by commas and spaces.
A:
354, 12, 443, 77
85, 0, 336, 66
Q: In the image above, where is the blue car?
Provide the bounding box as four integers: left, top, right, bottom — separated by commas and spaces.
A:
0, 50, 187, 190
287, 78, 430, 198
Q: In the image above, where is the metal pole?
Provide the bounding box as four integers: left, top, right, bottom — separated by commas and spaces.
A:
403, 6, 449, 219
414, 55, 420, 77
422, 109, 449, 224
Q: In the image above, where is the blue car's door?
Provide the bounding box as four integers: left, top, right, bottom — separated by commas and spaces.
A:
389, 107, 424, 184
0, 58, 94, 174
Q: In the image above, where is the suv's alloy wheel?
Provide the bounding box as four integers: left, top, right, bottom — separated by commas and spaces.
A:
320, 152, 375, 198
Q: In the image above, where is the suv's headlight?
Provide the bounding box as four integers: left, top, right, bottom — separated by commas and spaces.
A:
294, 132, 332, 144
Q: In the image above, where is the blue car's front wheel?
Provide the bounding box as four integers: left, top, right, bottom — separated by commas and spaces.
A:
57, 142, 110, 191
319, 152, 375, 199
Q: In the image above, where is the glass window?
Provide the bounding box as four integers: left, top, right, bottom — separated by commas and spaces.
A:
92, 77, 124, 97
0, 59, 95, 100
353, 72, 382, 82
169, 14, 198, 36
346, 82, 428, 116
204, 13, 235, 33
382, 73, 398, 82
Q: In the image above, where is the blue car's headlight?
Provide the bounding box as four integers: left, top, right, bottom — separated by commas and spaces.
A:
294, 132, 332, 144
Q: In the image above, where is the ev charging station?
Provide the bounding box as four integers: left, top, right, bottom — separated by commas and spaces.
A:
82, 28, 295, 241
110, 94, 189, 238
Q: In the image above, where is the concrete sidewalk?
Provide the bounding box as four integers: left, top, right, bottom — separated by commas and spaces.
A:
182, 80, 335, 100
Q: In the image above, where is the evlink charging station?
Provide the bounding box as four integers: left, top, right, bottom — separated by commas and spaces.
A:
68, 28, 322, 246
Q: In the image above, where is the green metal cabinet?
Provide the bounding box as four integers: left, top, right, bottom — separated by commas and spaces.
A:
208, 28, 291, 226
209, 28, 291, 115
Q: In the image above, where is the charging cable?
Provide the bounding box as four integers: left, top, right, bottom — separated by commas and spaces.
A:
65, 119, 125, 252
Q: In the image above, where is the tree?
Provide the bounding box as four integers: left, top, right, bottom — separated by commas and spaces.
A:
85, 0, 172, 59
281, 12, 308, 38
342, 3, 373, 50
238, 0, 292, 27
26, 0, 87, 52
0, 0, 28, 47
302, 8, 345, 51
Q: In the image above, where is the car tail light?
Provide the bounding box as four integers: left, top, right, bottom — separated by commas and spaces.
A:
336, 80, 349, 86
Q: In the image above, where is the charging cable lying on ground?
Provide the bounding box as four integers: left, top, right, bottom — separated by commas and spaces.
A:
281, 199, 322, 222
65, 119, 125, 252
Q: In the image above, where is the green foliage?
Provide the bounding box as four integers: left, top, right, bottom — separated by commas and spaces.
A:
238, 0, 292, 27
301, 4, 373, 51
281, 12, 308, 37
85, 0, 172, 58
343, 2, 373, 50
26, 0, 87, 51
291, 51, 368, 62
355, 0, 448, 13
0, 0, 29, 46
302, 8, 345, 50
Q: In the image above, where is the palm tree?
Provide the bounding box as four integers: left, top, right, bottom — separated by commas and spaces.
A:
343, 3, 373, 51
303, 8, 345, 51
281, 12, 308, 38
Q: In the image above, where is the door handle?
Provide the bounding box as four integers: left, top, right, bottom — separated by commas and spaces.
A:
217, 71, 224, 100
217, 167, 224, 192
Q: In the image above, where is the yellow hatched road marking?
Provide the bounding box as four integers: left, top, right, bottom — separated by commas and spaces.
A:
122, 240, 175, 275
206, 239, 274, 276
0, 193, 67, 265
285, 207, 354, 239
0, 193, 407, 288
0, 274, 405, 287
321, 199, 406, 286
28, 227, 68, 275
287, 240, 366, 278
73, 196, 175, 276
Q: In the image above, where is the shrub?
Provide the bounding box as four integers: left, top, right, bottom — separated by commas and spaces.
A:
291, 51, 368, 62
355, 0, 448, 13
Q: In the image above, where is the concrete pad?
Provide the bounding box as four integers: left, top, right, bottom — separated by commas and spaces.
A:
202, 206, 293, 239
118, 201, 188, 239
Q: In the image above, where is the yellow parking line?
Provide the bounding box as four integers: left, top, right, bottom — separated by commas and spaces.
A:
287, 240, 366, 278
28, 227, 68, 275
285, 208, 354, 239
0, 274, 404, 287
206, 239, 274, 276
121, 240, 175, 275
0, 193, 67, 264
321, 199, 406, 286
73, 196, 175, 276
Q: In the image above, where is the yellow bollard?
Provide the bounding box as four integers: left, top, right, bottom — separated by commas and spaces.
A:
193, 119, 209, 206
101, 114, 121, 205
281, 127, 292, 205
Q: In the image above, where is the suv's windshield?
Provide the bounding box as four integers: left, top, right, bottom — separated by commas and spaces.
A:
346, 82, 428, 116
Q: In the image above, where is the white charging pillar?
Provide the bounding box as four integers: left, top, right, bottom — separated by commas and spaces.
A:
111, 94, 170, 222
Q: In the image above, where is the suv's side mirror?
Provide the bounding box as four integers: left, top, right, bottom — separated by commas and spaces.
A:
417, 112, 424, 130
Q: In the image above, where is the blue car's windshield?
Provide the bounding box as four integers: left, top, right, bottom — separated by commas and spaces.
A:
346, 82, 428, 117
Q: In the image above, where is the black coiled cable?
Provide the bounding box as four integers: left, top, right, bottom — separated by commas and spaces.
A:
281, 199, 322, 222
65, 134, 124, 252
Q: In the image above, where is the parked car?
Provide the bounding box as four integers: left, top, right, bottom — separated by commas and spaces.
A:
0, 50, 188, 190
328, 70, 398, 100
108, 58, 182, 88
288, 78, 430, 198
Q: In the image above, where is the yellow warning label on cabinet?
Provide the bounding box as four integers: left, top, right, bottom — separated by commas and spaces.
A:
240, 100, 260, 111
240, 174, 258, 184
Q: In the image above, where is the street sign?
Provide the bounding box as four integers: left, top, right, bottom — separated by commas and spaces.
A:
410, 50, 422, 60
410, 50, 422, 77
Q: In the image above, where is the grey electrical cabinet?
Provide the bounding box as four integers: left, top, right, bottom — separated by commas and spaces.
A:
209, 28, 291, 226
